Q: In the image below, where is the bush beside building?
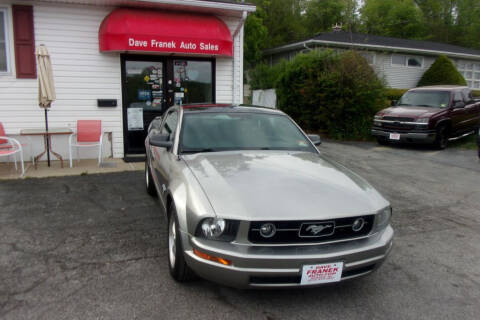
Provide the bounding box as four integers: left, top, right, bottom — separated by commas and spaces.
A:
417, 55, 467, 87
253, 50, 386, 140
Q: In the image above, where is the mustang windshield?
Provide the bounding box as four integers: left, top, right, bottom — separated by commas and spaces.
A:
397, 91, 451, 108
180, 112, 315, 153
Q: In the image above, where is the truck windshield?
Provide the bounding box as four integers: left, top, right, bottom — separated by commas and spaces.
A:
179, 112, 316, 154
397, 91, 450, 108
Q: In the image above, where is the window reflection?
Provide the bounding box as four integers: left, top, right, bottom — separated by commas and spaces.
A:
173, 60, 213, 105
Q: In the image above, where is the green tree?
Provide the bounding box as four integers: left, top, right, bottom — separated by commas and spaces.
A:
248, 0, 307, 48
304, 0, 346, 35
244, 7, 268, 68
414, 0, 457, 43
361, 0, 425, 39
453, 0, 480, 49
303, 0, 359, 34
417, 55, 467, 87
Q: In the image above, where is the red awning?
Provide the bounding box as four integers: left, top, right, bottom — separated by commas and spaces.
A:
99, 8, 233, 57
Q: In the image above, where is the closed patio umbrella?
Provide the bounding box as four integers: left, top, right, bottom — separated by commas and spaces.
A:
36, 44, 56, 166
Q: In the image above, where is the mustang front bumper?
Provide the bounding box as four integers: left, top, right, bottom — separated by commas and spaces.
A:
182, 225, 394, 288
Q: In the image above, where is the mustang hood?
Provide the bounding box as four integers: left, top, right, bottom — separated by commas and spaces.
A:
381, 106, 442, 118
183, 151, 388, 221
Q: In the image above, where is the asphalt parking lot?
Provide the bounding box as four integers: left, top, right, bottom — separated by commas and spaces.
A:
1, 141, 479, 320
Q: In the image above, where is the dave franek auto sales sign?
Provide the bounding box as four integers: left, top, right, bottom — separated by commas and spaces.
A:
301, 262, 344, 285
127, 38, 223, 55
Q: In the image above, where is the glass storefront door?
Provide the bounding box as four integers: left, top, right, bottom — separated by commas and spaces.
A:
123, 57, 167, 156
121, 55, 214, 156
173, 60, 213, 105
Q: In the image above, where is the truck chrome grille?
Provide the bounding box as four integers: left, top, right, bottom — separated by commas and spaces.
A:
382, 116, 415, 122
380, 116, 416, 130
248, 215, 374, 244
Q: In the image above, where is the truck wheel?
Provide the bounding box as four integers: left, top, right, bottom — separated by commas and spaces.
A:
435, 125, 449, 150
167, 204, 196, 282
145, 160, 157, 197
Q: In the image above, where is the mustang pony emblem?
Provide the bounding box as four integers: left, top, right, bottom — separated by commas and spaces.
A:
306, 224, 333, 235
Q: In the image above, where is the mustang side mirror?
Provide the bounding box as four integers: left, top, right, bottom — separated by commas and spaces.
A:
391, 100, 398, 106
453, 101, 465, 108
149, 134, 173, 149
308, 134, 322, 146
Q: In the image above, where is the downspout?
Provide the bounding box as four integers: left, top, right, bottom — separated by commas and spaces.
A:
232, 10, 248, 104
303, 42, 312, 52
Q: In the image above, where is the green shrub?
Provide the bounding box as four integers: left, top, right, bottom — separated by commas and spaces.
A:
385, 88, 408, 101
277, 50, 386, 140
249, 61, 287, 90
472, 90, 480, 97
417, 55, 467, 87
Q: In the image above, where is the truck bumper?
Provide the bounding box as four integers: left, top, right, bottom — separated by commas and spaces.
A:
371, 129, 437, 144
182, 226, 394, 289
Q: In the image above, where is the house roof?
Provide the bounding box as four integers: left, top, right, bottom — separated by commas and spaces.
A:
264, 31, 480, 60
35, 0, 256, 15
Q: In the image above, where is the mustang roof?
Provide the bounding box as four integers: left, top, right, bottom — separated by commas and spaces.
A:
181, 104, 283, 114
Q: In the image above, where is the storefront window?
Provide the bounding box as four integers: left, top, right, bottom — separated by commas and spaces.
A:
125, 60, 164, 112
173, 60, 212, 105
0, 9, 9, 72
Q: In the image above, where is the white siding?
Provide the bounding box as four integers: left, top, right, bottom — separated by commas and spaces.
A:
0, 3, 121, 160
0, 2, 241, 161
217, 15, 242, 104
373, 53, 435, 89
454, 59, 480, 89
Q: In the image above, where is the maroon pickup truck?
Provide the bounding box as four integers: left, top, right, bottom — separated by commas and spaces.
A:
372, 85, 480, 149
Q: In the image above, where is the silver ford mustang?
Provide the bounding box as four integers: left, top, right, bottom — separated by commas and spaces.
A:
145, 104, 393, 288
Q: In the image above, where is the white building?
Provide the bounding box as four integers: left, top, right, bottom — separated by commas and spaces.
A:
264, 31, 480, 90
0, 0, 255, 162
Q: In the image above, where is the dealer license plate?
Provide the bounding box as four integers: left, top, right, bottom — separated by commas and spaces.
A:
300, 262, 343, 285
389, 133, 401, 140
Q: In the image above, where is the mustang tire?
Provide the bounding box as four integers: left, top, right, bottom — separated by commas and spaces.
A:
145, 160, 157, 197
167, 204, 196, 282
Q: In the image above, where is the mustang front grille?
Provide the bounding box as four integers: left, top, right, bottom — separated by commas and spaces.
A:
248, 215, 375, 244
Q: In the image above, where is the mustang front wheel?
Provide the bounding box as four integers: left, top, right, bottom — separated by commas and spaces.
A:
167, 204, 196, 282
145, 160, 157, 197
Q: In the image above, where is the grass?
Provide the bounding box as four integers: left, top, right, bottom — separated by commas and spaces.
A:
448, 133, 478, 150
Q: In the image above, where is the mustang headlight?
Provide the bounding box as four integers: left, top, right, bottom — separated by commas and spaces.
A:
196, 218, 239, 242
373, 206, 392, 232
374, 115, 383, 120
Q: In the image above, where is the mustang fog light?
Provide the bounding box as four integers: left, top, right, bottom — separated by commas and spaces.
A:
193, 249, 232, 266
259, 223, 276, 238
352, 218, 365, 232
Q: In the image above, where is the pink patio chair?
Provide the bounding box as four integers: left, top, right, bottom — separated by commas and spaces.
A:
69, 120, 103, 168
0, 122, 25, 176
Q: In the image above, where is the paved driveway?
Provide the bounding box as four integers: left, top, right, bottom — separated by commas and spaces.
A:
1, 142, 479, 320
